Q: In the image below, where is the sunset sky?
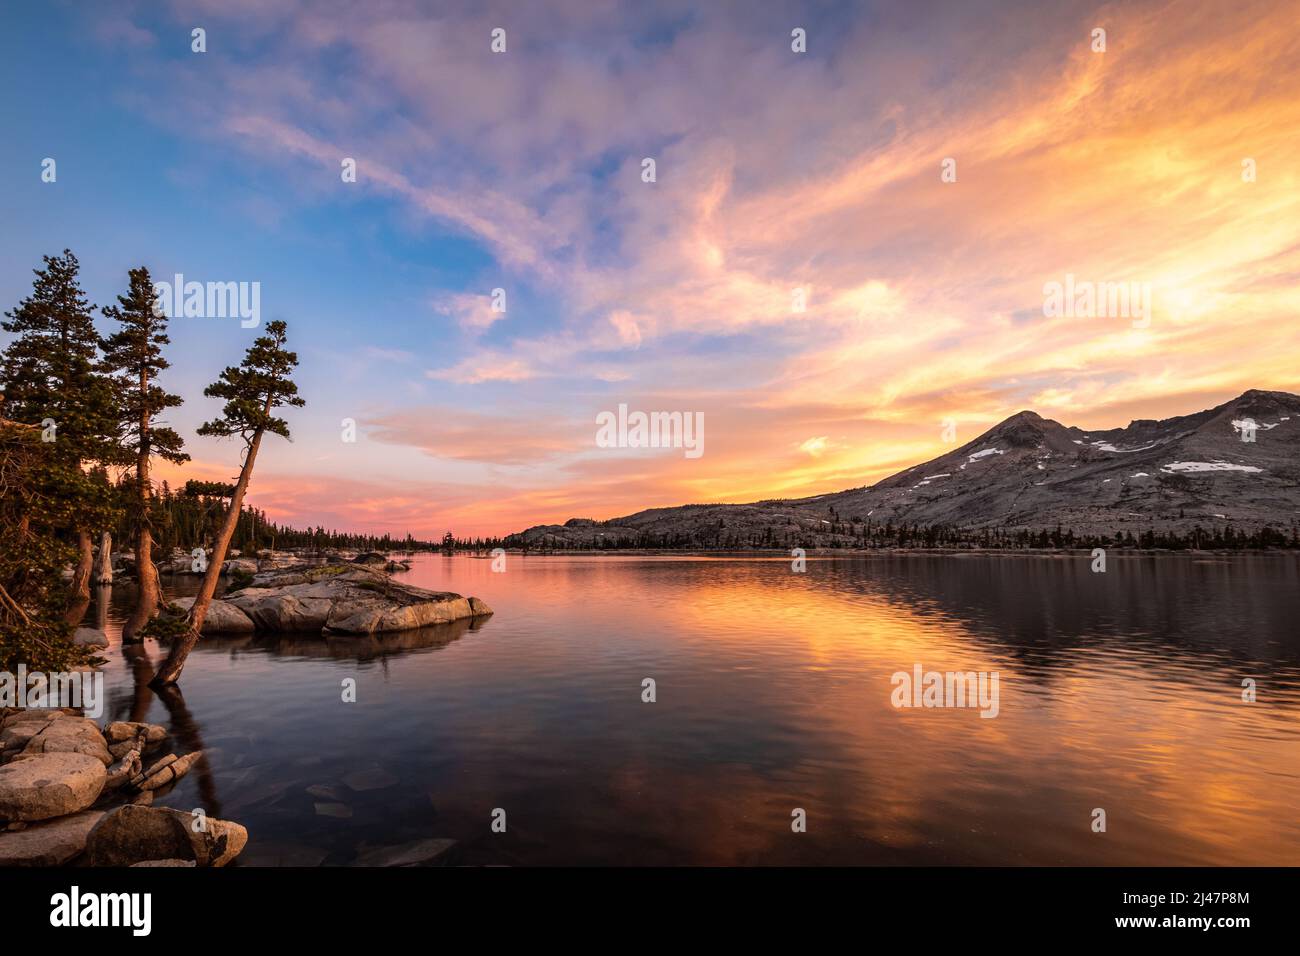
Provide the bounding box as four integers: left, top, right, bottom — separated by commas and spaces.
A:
2, 0, 1298, 537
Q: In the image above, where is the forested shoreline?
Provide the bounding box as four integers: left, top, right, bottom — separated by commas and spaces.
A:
1, 250, 305, 680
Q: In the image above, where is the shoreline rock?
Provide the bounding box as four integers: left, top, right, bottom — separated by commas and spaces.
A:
0, 709, 247, 867
85, 805, 247, 867
13, 713, 112, 766
168, 564, 492, 636
166, 595, 257, 634
0, 809, 106, 866
0, 752, 107, 821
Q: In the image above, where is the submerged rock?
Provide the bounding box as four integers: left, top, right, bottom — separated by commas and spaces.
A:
0, 752, 107, 822
242, 841, 328, 867
342, 766, 399, 792
351, 837, 458, 867
84, 805, 248, 867
305, 783, 346, 801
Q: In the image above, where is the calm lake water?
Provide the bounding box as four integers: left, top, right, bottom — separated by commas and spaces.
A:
87, 552, 1300, 866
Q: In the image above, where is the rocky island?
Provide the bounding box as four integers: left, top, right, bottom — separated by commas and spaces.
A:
167, 561, 493, 636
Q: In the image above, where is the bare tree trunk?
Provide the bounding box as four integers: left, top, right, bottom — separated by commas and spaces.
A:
152, 430, 264, 686
94, 530, 113, 585
124, 399, 159, 642
65, 531, 95, 623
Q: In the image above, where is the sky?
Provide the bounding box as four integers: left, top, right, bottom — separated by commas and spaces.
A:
2, 0, 1298, 538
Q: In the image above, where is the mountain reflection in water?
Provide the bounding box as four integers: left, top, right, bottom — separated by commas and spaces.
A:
85, 552, 1300, 866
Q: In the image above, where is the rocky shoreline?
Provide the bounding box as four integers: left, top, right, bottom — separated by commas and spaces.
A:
4, 551, 492, 867
0, 709, 244, 866
0, 709, 467, 867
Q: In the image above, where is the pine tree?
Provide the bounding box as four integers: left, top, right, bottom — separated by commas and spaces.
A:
0, 250, 120, 619
0, 411, 89, 671
152, 320, 304, 685
101, 266, 190, 640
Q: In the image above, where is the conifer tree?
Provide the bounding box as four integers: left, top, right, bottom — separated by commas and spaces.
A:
153, 320, 303, 686
0, 250, 119, 619
101, 266, 190, 640
0, 406, 89, 671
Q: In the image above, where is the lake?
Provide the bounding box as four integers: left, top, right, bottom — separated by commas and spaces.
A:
87, 552, 1300, 866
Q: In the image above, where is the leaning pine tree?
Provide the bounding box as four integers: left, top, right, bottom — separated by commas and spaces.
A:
0, 250, 120, 621
152, 320, 303, 686
101, 266, 190, 640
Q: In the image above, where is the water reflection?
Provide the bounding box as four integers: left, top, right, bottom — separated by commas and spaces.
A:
187, 615, 487, 663
103, 639, 225, 821
84, 553, 1300, 866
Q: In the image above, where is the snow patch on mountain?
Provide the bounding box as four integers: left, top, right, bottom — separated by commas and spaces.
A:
1233, 418, 1279, 434
1093, 440, 1160, 453
1161, 461, 1263, 474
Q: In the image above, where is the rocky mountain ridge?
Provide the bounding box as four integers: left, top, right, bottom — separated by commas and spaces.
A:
507, 389, 1300, 547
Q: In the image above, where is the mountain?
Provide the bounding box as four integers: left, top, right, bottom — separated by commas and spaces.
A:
505, 390, 1300, 548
